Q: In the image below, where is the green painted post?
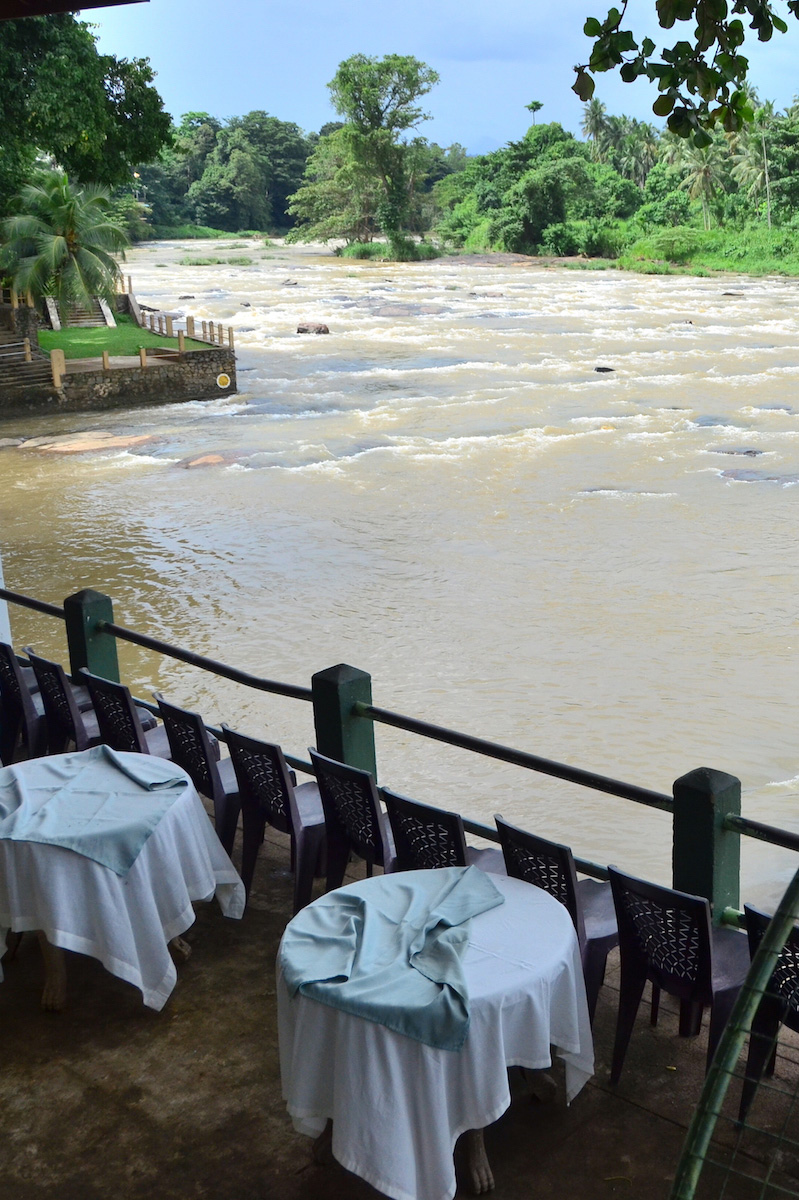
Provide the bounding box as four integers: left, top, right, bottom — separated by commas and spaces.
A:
63, 589, 120, 683
672, 767, 741, 920
311, 663, 377, 776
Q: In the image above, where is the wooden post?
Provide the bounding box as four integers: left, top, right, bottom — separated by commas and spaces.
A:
202, 320, 208, 340
186, 315, 195, 339
165, 316, 174, 338
178, 330, 186, 354
311, 664, 377, 777
149, 315, 155, 332
209, 321, 215, 343
127, 275, 132, 294
50, 348, 65, 388
23, 338, 31, 363
64, 589, 120, 683
102, 350, 110, 370
139, 347, 147, 368
10, 288, 17, 310
673, 767, 741, 920
158, 316, 165, 336
218, 324, 224, 345
228, 326, 235, 349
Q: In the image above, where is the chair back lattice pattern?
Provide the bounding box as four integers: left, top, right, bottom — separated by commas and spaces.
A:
224, 727, 293, 835
746, 906, 799, 1017
382, 788, 467, 871
81, 670, 146, 754
309, 749, 384, 861
495, 816, 585, 946
609, 867, 713, 1000
26, 648, 85, 751
0, 643, 33, 760
155, 693, 217, 798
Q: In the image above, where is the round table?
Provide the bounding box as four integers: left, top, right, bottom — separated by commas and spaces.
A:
0, 749, 244, 1009
277, 870, 594, 1200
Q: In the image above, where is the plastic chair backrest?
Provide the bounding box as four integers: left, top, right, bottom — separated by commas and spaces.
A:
26, 648, 86, 751
155, 693, 221, 800
382, 788, 468, 871
0, 643, 38, 757
609, 865, 714, 1004
494, 815, 587, 948
745, 905, 799, 1028
80, 669, 149, 754
309, 747, 387, 865
223, 725, 296, 837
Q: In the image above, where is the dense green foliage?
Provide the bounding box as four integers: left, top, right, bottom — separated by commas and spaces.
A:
0, 15, 170, 214
288, 54, 464, 258
136, 111, 313, 234
0, 172, 128, 312
431, 91, 799, 273
575, 0, 799, 142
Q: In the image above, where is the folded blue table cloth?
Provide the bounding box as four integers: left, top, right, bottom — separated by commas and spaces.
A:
0, 745, 189, 876
279, 865, 505, 1051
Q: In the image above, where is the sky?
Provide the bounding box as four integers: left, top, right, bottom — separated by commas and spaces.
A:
89, 0, 799, 155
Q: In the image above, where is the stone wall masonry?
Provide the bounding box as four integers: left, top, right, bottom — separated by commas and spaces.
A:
0, 348, 237, 415
0, 303, 40, 344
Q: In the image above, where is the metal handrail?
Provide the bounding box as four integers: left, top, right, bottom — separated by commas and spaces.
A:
97, 619, 312, 703
352, 701, 674, 811
723, 813, 799, 855
0, 588, 65, 619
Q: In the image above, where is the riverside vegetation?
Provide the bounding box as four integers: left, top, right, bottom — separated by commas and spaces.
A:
5, 17, 799, 280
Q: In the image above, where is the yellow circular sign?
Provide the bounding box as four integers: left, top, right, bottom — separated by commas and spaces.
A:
216, 373, 231, 388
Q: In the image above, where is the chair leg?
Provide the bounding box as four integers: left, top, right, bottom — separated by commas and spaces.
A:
610, 968, 648, 1085
679, 999, 704, 1038
738, 1008, 782, 1123
650, 984, 660, 1027
582, 944, 608, 1026
706, 986, 742, 1073
325, 834, 350, 893
293, 827, 325, 914
239, 804, 267, 897
216, 796, 241, 858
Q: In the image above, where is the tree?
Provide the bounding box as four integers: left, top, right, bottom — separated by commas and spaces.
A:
668, 136, 729, 230
0, 15, 170, 213
730, 96, 775, 226
326, 53, 440, 254
581, 98, 608, 160
0, 170, 127, 313
526, 100, 544, 125
287, 128, 381, 243
573, 0, 799, 143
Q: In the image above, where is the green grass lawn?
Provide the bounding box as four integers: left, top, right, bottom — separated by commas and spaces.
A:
38, 314, 206, 359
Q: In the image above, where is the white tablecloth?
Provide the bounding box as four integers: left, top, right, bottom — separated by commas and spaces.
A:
277, 873, 594, 1200
0, 770, 244, 1009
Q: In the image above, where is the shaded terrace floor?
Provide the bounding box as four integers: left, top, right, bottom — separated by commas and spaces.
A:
3, 820, 798, 1200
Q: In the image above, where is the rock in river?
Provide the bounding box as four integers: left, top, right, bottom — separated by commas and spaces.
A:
297, 323, 329, 335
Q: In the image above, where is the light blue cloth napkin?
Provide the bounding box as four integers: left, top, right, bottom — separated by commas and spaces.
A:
0, 745, 189, 876
279, 865, 505, 1051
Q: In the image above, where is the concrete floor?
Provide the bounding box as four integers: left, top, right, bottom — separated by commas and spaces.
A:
3, 824, 799, 1200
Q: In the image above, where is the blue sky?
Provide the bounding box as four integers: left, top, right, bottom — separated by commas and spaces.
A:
89, 0, 799, 155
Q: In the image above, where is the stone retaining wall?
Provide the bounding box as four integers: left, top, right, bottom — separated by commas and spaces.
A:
1, 348, 237, 414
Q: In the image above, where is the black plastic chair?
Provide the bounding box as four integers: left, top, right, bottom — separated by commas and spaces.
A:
608, 865, 750, 1084
26, 648, 102, 755
738, 905, 799, 1123
80, 670, 170, 758
0, 642, 48, 762
155, 693, 239, 855
383, 788, 504, 874
223, 726, 325, 911
494, 816, 618, 1024
308, 748, 396, 891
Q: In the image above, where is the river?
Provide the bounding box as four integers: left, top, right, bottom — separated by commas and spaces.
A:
1, 239, 797, 905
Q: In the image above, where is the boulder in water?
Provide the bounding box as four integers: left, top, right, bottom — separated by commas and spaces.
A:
594, 366, 615, 373
297, 323, 329, 335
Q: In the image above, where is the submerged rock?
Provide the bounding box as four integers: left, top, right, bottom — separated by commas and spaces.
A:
594, 366, 615, 373
297, 323, 329, 335
19, 432, 156, 454
710, 447, 763, 457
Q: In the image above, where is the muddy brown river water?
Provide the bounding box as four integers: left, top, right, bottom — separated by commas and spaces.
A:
1, 240, 797, 904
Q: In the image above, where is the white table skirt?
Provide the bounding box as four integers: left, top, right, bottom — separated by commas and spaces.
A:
277, 873, 594, 1200
0, 785, 244, 1009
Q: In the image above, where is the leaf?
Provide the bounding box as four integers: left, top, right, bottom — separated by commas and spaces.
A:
583, 16, 603, 36
572, 69, 596, 101
653, 93, 676, 115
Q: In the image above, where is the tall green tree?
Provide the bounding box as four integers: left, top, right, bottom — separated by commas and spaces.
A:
0, 15, 170, 213
326, 53, 440, 254
0, 171, 127, 313
581, 99, 608, 160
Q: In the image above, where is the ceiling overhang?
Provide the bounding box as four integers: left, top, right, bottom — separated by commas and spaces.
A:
1, 1, 146, 19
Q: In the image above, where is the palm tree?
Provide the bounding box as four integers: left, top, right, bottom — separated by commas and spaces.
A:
581, 98, 608, 160
526, 100, 544, 125
672, 138, 727, 231
731, 101, 775, 228
0, 170, 127, 315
